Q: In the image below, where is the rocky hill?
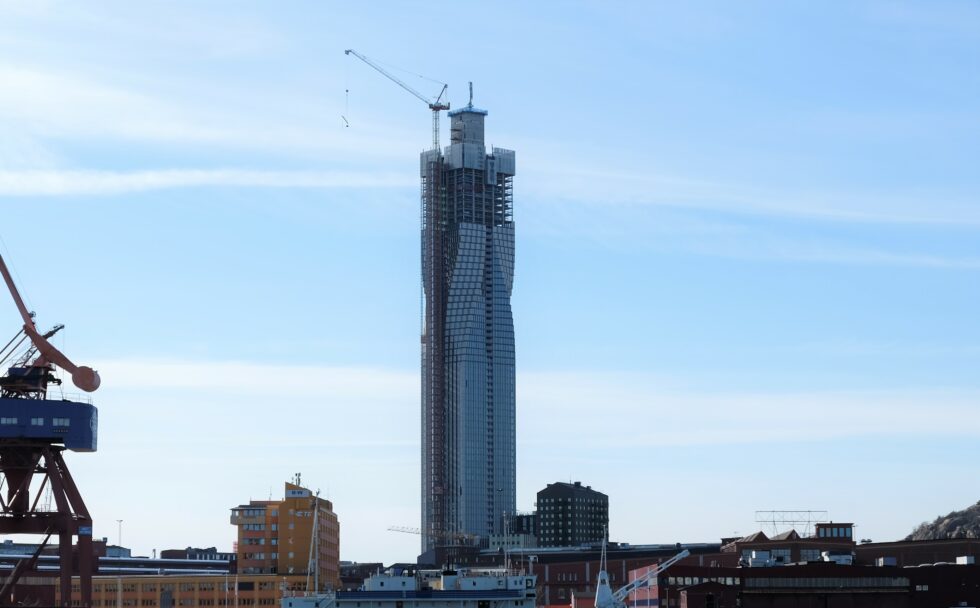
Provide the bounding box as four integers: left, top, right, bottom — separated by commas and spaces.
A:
906, 500, 980, 541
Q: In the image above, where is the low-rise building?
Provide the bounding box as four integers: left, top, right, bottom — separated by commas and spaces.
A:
628, 560, 980, 608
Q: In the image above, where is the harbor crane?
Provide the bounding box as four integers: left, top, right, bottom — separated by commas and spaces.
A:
0, 250, 101, 607
594, 544, 690, 608
344, 49, 450, 150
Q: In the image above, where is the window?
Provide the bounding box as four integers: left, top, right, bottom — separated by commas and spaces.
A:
801, 549, 821, 562
53, 418, 70, 426
0, 417, 17, 424
771, 548, 791, 563
31, 418, 44, 426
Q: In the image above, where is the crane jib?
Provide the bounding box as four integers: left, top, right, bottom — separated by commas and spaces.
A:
345, 48, 451, 150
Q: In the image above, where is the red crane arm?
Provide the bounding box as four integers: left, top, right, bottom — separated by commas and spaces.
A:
0, 253, 100, 392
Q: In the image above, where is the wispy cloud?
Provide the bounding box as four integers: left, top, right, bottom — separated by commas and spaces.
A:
865, 1, 980, 37
0, 169, 414, 195
98, 359, 417, 397
519, 371, 980, 447
520, 161, 980, 228
685, 233, 980, 269
0, 64, 420, 160
91, 359, 980, 450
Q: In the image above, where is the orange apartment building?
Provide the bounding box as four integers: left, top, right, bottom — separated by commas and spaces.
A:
55, 480, 340, 607
230, 481, 340, 588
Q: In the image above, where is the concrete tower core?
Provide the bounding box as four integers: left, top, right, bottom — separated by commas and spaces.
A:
420, 104, 516, 553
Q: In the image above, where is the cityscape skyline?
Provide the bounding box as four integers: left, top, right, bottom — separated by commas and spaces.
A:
0, 2, 978, 566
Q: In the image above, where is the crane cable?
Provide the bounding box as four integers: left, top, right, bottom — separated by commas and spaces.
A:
356, 52, 446, 88
342, 54, 350, 127
0, 232, 34, 315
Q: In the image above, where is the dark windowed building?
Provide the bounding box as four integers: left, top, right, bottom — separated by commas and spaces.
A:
537, 481, 608, 547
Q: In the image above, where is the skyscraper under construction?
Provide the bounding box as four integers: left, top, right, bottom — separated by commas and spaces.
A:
420, 103, 516, 552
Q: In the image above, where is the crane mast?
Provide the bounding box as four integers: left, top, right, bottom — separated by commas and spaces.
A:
594, 543, 690, 608
344, 49, 450, 150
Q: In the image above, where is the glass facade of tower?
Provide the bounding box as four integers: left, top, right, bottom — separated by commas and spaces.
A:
421, 106, 516, 552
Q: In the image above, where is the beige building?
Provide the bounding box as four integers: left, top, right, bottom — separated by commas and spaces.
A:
230, 480, 340, 589
56, 573, 310, 607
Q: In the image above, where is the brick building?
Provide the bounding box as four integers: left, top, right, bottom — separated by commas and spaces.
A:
856, 537, 980, 567
627, 561, 980, 608
718, 524, 857, 566
537, 482, 608, 548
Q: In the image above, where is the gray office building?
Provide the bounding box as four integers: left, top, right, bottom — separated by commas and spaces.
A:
420, 103, 516, 552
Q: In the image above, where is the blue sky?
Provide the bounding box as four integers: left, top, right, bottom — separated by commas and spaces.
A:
1, 1, 979, 562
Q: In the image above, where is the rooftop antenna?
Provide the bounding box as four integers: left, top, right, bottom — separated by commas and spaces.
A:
468, 82, 473, 108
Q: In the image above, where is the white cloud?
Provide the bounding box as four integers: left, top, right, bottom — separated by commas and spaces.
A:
97, 359, 416, 398
0, 169, 414, 195
519, 161, 980, 227
518, 371, 980, 447
683, 233, 980, 269
0, 64, 422, 160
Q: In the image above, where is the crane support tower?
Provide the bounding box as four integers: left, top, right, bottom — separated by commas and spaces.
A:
0, 252, 100, 608
594, 543, 690, 608
344, 49, 450, 149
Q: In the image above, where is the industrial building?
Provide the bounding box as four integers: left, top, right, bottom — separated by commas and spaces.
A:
625, 560, 980, 608
536, 482, 608, 548
420, 100, 517, 552
229, 479, 339, 587
68, 573, 312, 607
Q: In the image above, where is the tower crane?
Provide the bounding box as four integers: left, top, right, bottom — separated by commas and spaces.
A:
387, 525, 479, 545
344, 49, 450, 150
594, 543, 690, 608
